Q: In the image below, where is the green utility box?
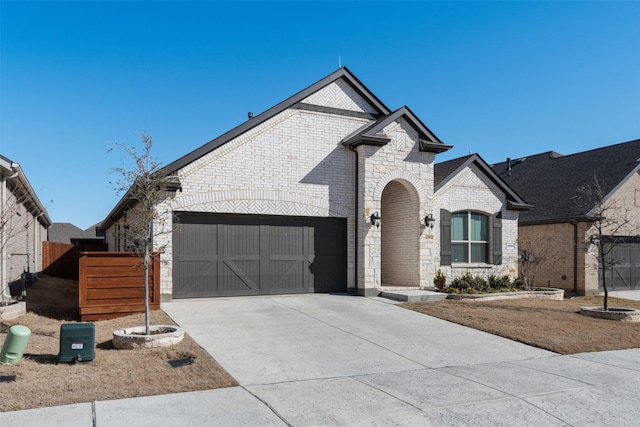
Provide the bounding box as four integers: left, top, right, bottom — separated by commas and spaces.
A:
0, 325, 31, 365
59, 323, 95, 363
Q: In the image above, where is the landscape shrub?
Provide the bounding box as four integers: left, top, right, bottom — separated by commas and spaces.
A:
446, 273, 525, 294
433, 269, 446, 290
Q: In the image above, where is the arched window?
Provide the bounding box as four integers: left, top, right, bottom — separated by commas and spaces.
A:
451, 212, 488, 263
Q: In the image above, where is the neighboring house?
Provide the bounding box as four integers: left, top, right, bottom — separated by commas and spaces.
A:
1, 155, 51, 298
100, 68, 528, 300
49, 222, 105, 246
492, 139, 640, 294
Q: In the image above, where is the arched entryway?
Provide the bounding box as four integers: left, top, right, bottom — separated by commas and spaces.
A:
381, 180, 420, 286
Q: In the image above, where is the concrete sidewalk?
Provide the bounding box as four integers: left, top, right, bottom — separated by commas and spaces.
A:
2, 294, 640, 426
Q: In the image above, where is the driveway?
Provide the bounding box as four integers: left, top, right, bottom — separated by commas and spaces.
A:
163, 294, 640, 426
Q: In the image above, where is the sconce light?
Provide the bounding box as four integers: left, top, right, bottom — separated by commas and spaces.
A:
424, 213, 436, 229
370, 211, 381, 228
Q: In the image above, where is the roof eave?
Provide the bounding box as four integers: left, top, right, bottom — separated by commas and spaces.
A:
507, 200, 534, 211
419, 139, 453, 153
342, 134, 391, 148
4, 162, 52, 227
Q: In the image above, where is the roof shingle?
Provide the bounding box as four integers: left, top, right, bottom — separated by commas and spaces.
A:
491, 139, 640, 224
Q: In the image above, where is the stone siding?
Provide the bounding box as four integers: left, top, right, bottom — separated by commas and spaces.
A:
434, 164, 520, 285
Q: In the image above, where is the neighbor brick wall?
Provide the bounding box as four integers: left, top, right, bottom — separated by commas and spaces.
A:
580, 171, 640, 294
519, 223, 580, 292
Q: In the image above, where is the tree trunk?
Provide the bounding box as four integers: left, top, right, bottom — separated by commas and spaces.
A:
600, 245, 609, 311
144, 245, 150, 336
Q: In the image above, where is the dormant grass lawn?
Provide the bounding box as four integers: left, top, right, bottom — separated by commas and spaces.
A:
401, 294, 640, 354
0, 276, 237, 412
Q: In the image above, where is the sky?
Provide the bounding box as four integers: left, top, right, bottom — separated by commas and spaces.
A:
1, 1, 639, 230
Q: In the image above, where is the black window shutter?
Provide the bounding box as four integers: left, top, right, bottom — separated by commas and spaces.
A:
492, 213, 502, 265
440, 209, 452, 266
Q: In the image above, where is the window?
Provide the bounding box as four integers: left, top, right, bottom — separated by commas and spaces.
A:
451, 212, 489, 263
440, 209, 501, 266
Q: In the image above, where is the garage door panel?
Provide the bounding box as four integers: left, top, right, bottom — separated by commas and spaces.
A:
604, 241, 640, 291
175, 261, 218, 297
269, 260, 307, 291
221, 260, 260, 292
270, 226, 304, 254
311, 254, 345, 293
223, 224, 260, 255
173, 213, 346, 298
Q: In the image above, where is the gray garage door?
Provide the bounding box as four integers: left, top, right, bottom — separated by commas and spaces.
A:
173, 213, 347, 298
603, 240, 640, 291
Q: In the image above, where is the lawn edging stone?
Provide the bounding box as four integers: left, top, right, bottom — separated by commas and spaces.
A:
445, 288, 565, 302
112, 325, 185, 349
0, 301, 26, 320
580, 306, 640, 322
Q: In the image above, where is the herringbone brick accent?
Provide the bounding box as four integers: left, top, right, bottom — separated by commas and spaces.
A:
172, 189, 350, 218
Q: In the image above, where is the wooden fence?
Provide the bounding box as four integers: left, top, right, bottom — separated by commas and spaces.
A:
43, 242, 108, 280
43, 242, 78, 279
78, 252, 160, 321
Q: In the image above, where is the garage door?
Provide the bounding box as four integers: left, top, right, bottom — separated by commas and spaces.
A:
603, 240, 640, 291
173, 213, 347, 298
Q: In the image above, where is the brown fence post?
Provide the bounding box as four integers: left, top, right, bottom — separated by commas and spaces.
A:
78, 252, 88, 309
152, 253, 160, 304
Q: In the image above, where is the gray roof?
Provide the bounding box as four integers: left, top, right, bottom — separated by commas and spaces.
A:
491, 139, 640, 224
49, 223, 104, 243
435, 154, 531, 211
100, 68, 451, 230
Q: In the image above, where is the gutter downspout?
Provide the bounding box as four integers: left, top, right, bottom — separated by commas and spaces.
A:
572, 221, 578, 294
348, 146, 359, 295
1, 168, 19, 300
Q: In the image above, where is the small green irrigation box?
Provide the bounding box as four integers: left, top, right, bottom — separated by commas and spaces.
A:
59, 323, 95, 363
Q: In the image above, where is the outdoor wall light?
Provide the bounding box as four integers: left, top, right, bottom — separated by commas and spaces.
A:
424, 213, 436, 229
370, 211, 381, 228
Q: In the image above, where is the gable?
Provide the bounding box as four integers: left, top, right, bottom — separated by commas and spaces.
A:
300, 79, 380, 114
435, 154, 529, 211
436, 163, 506, 207
341, 106, 451, 153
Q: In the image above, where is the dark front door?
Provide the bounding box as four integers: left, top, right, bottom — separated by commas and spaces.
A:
173, 213, 347, 298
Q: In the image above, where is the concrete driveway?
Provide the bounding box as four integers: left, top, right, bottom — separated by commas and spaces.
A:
161, 294, 640, 426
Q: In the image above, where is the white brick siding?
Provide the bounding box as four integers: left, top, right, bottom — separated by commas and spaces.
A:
104, 75, 520, 298
301, 80, 379, 114
153, 99, 371, 296
434, 164, 520, 285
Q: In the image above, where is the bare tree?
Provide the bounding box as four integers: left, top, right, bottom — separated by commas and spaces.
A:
518, 248, 543, 291
518, 231, 565, 291
576, 175, 636, 310
109, 133, 174, 335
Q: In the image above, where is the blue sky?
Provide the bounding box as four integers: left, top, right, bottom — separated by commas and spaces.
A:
1, 1, 639, 229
